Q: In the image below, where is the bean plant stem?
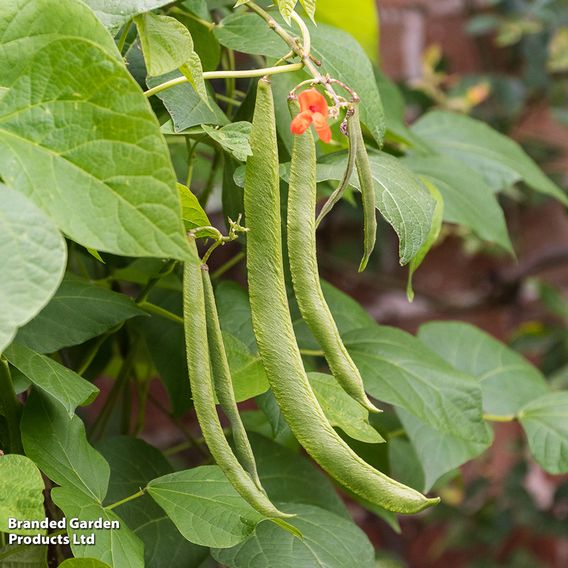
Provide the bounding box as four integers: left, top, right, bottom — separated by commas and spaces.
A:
106, 489, 146, 511
483, 413, 516, 422
144, 63, 304, 97
139, 301, 184, 325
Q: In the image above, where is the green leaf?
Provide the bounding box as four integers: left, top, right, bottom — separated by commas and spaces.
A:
147, 466, 264, 548
412, 111, 568, 204
0, 455, 45, 535
51, 486, 144, 567
0, 545, 47, 567
276, 0, 298, 24
519, 392, 568, 474
403, 155, 513, 252
58, 560, 111, 568
99, 437, 209, 568
214, 12, 290, 58
202, 122, 253, 162
249, 433, 348, 518
15, 274, 145, 354
215, 282, 257, 352
224, 332, 269, 401
300, 0, 316, 22
315, 0, 378, 61
177, 183, 211, 231
212, 504, 375, 568
148, 71, 228, 132
314, 152, 436, 265
308, 372, 384, 443
344, 325, 489, 443
0, 186, 66, 355
4, 342, 99, 416
135, 13, 209, 105
396, 407, 492, 491
406, 180, 444, 301
83, 0, 173, 34
0, 0, 193, 261
21, 390, 110, 503
418, 322, 549, 417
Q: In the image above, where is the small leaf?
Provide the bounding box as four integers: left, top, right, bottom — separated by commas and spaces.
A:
177, 183, 210, 231
51, 486, 144, 567
276, 0, 298, 24
299, 0, 316, 22
212, 504, 375, 568
0, 186, 66, 355
4, 343, 99, 416
519, 392, 568, 474
406, 179, 444, 301
21, 390, 110, 503
0, 455, 45, 535
202, 122, 253, 162
15, 274, 145, 354
58, 560, 111, 568
136, 13, 209, 106
309, 372, 384, 443
147, 466, 265, 548
412, 110, 568, 204
418, 321, 549, 417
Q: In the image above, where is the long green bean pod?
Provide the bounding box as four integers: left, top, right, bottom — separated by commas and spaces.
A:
183, 239, 293, 521
315, 107, 358, 228
351, 107, 377, 272
201, 265, 263, 489
287, 98, 379, 414
245, 78, 438, 514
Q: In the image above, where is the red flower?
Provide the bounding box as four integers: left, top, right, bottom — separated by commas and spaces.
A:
290, 88, 331, 143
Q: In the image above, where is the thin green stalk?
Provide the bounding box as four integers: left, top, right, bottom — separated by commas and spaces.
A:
215, 93, 242, 107
299, 349, 325, 357
0, 359, 23, 453
139, 301, 184, 325
144, 63, 304, 97
136, 259, 177, 303
168, 6, 214, 30
106, 489, 145, 511
483, 413, 516, 423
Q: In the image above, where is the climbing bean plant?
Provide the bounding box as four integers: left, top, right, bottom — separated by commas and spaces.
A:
0, 0, 567, 566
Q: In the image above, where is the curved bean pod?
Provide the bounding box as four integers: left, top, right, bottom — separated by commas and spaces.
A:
286, 98, 379, 414
183, 239, 292, 521
245, 78, 439, 514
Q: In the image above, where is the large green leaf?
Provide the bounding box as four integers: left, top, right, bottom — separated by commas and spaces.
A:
412, 111, 568, 204
4, 343, 99, 416
212, 504, 375, 568
0, 185, 66, 355
147, 466, 264, 548
309, 372, 384, 443
99, 437, 209, 568
215, 282, 257, 352
202, 122, 253, 162
83, 0, 173, 34
0, 0, 193, 261
344, 325, 489, 443
59, 560, 111, 568
519, 393, 568, 474
250, 433, 348, 518
314, 152, 435, 265
0, 455, 45, 535
51, 486, 144, 568
15, 275, 145, 354
418, 322, 549, 417
21, 390, 110, 503
403, 155, 513, 252
397, 407, 493, 491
